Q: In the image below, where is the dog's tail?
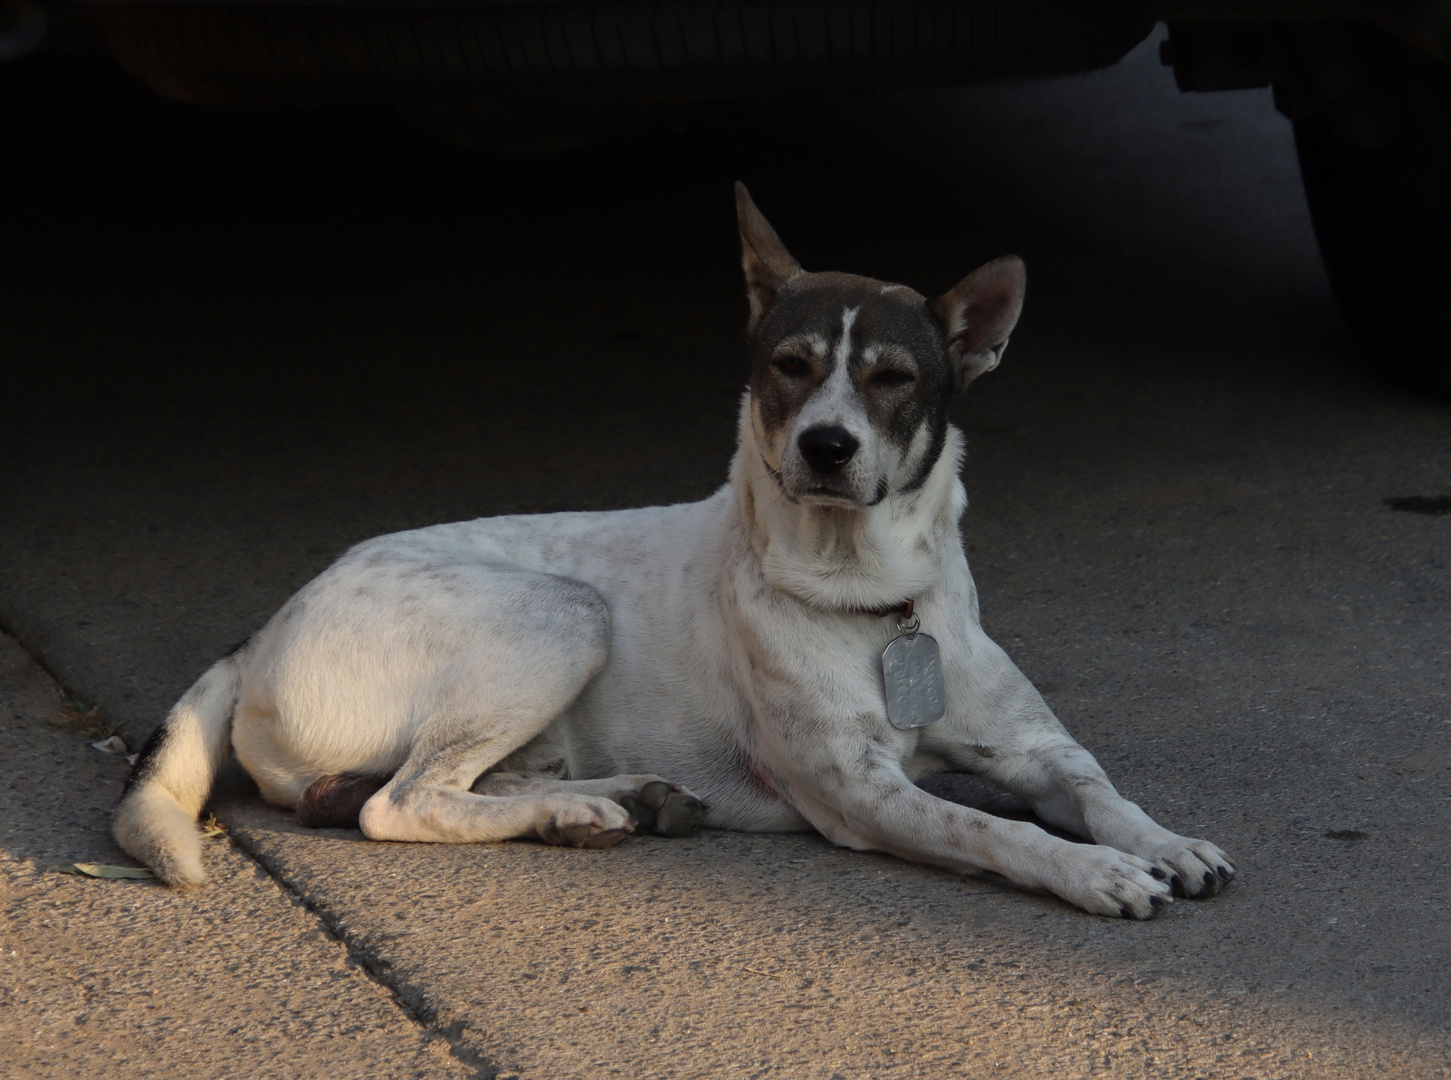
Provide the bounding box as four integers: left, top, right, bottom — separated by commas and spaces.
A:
112, 655, 241, 886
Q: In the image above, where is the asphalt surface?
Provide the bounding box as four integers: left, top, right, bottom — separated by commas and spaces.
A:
3, 28, 1449, 1080
0, 634, 470, 1078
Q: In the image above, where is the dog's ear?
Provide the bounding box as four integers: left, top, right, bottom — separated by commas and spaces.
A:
930, 256, 1026, 391
735, 182, 803, 334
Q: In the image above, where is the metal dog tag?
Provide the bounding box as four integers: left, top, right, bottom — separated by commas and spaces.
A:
882, 627, 947, 731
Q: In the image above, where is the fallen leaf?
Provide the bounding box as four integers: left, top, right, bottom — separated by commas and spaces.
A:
68, 863, 155, 879
200, 813, 228, 839
91, 735, 129, 755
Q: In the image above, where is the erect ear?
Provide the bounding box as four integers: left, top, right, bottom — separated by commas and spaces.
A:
735, 182, 803, 335
930, 256, 1026, 391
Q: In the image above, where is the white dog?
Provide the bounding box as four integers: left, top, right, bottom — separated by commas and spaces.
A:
115, 184, 1233, 917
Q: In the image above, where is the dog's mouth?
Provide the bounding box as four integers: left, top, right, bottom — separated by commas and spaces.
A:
796, 473, 892, 508
799, 486, 864, 507
760, 447, 874, 508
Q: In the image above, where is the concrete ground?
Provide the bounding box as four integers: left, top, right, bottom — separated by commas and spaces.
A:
0, 635, 470, 1078
2, 27, 1448, 1080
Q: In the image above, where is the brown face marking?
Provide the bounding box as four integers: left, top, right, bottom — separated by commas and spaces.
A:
749, 272, 954, 495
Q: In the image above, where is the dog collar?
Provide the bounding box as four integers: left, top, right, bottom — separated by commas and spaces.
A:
856, 597, 915, 621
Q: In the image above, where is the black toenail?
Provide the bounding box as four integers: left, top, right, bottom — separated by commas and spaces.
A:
1170, 874, 1185, 897
1217, 866, 1231, 881
1149, 895, 1165, 907
1119, 905, 1132, 918
1149, 867, 1167, 880
1203, 870, 1215, 886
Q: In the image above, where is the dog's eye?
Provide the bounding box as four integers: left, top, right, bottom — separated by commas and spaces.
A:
872, 369, 915, 388
773, 356, 810, 377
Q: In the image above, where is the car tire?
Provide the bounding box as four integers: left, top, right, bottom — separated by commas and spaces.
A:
1287, 26, 1451, 395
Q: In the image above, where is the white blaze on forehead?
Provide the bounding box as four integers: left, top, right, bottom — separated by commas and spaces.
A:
799, 305, 867, 431
832, 306, 859, 370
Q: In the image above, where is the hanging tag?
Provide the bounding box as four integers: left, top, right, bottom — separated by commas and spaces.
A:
881, 607, 947, 730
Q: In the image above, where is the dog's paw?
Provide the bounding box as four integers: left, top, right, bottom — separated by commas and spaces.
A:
538, 796, 636, 849
1054, 845, 1175, 919
1136, 834, 1235, 898
612, 778, 709, 838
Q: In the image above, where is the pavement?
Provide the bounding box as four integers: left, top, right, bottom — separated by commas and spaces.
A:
2, 27, 1449, 1080
0, 636, 469, 1078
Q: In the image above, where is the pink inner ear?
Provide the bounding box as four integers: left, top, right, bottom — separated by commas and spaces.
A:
958, 275, 1018, 352
746, 275, 778, 323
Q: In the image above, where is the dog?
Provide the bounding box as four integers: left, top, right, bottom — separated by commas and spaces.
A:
115, 184, 1233, 917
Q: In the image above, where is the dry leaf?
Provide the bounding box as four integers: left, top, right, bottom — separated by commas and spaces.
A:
91, 735, 129, 755
68, 863, 155, 879
200, 813, 228, 839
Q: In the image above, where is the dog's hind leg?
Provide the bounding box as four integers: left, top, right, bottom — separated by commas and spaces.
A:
473, 773, 710, 838
356, 573, 636, 848
360, 736, 638, 848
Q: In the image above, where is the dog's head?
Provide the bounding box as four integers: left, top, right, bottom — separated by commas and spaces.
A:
737, 183, 1025, 508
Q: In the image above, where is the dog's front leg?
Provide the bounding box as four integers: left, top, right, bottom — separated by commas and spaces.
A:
758, 721, 1173, 918
958, 734, 1236, 900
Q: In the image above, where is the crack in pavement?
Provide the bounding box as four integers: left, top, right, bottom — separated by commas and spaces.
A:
0, 626, 477, 1080
219, 818, 502, 1080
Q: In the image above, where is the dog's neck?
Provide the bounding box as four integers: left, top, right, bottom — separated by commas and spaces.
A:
729, 396, 968, 611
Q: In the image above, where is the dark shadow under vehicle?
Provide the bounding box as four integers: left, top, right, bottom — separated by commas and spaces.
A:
5, 0, 1449, 390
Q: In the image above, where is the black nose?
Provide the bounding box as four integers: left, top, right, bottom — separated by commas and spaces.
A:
797, 425, 860, 474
